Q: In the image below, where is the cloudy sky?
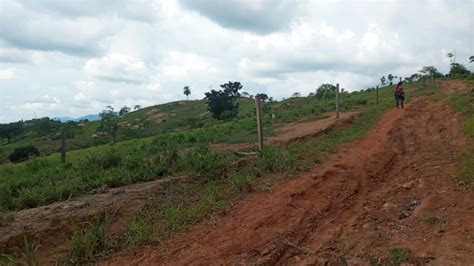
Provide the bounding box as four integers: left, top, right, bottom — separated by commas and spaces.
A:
0, 0, 473, 123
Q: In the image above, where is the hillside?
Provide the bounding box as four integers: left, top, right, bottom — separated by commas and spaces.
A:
0, 79, 473, 265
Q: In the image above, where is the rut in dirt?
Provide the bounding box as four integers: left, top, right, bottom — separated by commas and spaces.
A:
105, 96, 473, 265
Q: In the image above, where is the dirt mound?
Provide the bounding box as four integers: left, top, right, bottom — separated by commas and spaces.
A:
441, 80, 468, 93
104, 98, 473, 265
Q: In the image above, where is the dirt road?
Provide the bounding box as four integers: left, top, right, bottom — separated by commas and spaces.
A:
105, 95, 473, 265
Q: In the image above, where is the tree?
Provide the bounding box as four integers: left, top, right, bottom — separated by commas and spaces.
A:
134, 105, 142, 111
241, 91, 250, 98
380, 76, 386, 86
256, 93, 269, 101
291, 92, 301, 98
449, 63, 470, 76
183, 86, 191, 100
119, 106, 130, 116
98, 106, 117, 134
419, 66, 443, 81
387, 74, 395, 85
0, 121, 24, 144
315, 84, 337, 100
204, 81, 242, 120
470, 56, 474, 63
447, 52, 455, 64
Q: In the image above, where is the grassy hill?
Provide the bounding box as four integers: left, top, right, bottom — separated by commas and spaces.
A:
0, 84, 396, 213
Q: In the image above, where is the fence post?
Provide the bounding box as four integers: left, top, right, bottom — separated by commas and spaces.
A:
113, 123, 118, 145
255, 95, 264, 151
61, 128, 66, 164
376, 85, 379, 104
336, 83, 340, 119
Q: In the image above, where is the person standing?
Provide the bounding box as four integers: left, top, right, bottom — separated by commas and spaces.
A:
394, 81, 405, 109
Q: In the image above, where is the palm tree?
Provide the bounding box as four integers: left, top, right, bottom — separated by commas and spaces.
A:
183, 86, 191, 100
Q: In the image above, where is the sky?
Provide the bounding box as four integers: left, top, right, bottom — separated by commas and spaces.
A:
0, 0, 473, 123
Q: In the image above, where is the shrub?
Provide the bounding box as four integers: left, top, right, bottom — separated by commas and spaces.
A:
8, 146, 40, 163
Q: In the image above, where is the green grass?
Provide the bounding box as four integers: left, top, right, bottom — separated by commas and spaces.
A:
370, 248, 412, 266
0, 85, 397, 214
448, 84, 474, 185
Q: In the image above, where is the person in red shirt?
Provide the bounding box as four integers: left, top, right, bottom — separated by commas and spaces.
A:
394, 81, 405, 109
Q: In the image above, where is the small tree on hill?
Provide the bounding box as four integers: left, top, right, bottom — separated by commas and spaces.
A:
380, 76, 386, 86
205, 81, 242, 120
469, 56, 474, 63
315, 84, 337, 100
98, 106, 117, 134
134, 105, 142, 111
387, 74, 395, 85
119, 106, 130, 116
291, 92, 301, 98
256, 93, 269, 101
449, 63, 470, 76
183, 86, 191, 100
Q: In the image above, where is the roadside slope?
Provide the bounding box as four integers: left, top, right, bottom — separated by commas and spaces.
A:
105, 94, 473, 265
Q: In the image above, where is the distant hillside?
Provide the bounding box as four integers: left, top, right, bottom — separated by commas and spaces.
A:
54, 114, 101, 122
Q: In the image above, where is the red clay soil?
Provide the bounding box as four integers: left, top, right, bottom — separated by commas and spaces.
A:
104, 97, 474, 265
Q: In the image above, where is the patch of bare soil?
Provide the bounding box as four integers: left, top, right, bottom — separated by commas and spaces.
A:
104, 97, 473, 265
147, 112, 168, 122
441, 80, 468, 94
0, 177, 183, 263
268, 111, 360, 145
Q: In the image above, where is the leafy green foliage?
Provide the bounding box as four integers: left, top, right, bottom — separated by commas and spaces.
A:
450, 63, 471, 76
315, 84, 337, 100
205, 81, 242, 120
66, 219, 108, 264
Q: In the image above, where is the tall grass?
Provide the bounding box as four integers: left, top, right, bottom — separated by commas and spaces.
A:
448, 86, 474, 185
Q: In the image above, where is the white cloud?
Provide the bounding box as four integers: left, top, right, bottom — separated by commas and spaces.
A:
0, 68, 17, 80
0, 0, 473, 123
84, 53, 150, 84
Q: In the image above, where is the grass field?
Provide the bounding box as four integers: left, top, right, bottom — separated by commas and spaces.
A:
448, 80, 474, 185
0, 85, 396, 214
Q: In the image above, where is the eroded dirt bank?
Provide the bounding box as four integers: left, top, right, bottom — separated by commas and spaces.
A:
105, 97, 473, 265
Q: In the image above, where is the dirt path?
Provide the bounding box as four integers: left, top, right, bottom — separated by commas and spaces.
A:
104, 96, 473, 265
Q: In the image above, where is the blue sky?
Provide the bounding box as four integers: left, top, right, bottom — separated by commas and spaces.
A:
0, 0, 473, 123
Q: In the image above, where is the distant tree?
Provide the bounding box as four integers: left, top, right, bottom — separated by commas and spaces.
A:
449, 63, 470, 76
387, 74, 395, 85
315, 84, 337, 100
308, 92, 316, 97
183, 86, 191, 100
204, 81, 242, 120
447, 52, 455, 64
0, 121, 24, 144
419, 66, 443, 79
268, 97, 274, 102
134, 105, 142, 111
98, 106, 117, 134
470, 56, 474, 63
241, 91, 250, 98
256, 93, 269, 101
291, 92, 301, 98
380, 76, 386, 86
119, 106, 130, 116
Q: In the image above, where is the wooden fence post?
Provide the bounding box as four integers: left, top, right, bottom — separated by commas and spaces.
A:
376, 85, 379, 105
336, 83, 340, 119
61, 129, 66, 164
255, 95, 264, 151
113, 123, 118, 145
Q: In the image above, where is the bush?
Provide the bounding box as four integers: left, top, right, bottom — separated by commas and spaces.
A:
8, 146, 40, 163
